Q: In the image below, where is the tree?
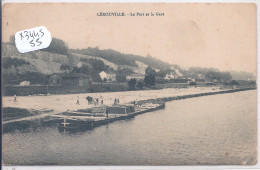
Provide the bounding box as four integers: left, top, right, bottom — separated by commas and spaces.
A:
41, 38, 68, 55
156, 69, 171, 78
145, 66, 156, 76
230, 80, 239, 86
205, 71, 221, 82
128, 78, 137, 90
60, 64, 70, 71
80, 58, 108, 74
144, 66, 156, 87
91, 73, 102, 82
71, 66, 80, 73
136, 81, 144, 89
116, 68, 134, 75
79, 64, 89, 74
3, 57, 30, 69
116, 74, 126, 82
220, 72, 232, 82
144, 74, 156, 87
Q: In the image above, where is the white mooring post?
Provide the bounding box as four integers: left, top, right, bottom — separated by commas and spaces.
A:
62, 117, 69, 127
64, 117, 66, 127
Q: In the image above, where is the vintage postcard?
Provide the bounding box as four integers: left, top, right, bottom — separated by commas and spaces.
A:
2, 3, 257, 166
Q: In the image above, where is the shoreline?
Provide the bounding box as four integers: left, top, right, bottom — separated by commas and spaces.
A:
160, 87, 256, 102
3, 87, 256, 133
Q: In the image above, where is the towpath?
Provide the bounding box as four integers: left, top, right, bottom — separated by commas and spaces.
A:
2, 87, 225, 125
3, 110, 60, 124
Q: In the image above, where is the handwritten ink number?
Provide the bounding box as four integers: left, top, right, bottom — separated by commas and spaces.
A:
39, 29, 44, 38
29, 31, 35, 40
24, 31, 29, 40
30, 40, 35, 47
36, 38, 42, 46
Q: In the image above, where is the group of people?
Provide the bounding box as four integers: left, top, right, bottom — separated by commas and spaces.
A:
76, 95, 123, 106
76, 96, 105, 105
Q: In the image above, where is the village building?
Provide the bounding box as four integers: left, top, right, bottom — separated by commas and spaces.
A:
49, 73, 92, 87
197, 74, 205, 79
164, 72, 179, 80
19, 81, 30, 86
99, 71, 116, 82
126, 74, 145, 80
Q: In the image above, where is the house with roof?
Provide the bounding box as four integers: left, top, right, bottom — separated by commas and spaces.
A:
99, 71, 116, 82
49, 73, 92, 87
164, 72, 179, 80
19, 80, 30, 86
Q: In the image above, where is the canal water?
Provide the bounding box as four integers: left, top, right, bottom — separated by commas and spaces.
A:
3, 90, 257, 165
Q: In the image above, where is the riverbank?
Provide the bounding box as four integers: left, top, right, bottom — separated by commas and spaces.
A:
2, 86, 224, 113
3, 87, 256, 133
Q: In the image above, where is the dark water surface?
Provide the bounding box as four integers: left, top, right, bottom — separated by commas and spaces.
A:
3, 90, 257, 165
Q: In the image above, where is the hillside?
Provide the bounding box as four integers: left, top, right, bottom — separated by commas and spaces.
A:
69, 48, 171, 71
70, 53, 148, 75
2, 42, 70, 74
3, 37, 254, 86
2, 41, 152, 85
2, 42, 153, 78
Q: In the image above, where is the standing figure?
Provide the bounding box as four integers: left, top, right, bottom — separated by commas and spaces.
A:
76, 96, 80, 105
14, 94, 17, 102
96, 98, 99, 105
105, 108, 109, 118
86, 96, 93, 105
101, 99, 103, 105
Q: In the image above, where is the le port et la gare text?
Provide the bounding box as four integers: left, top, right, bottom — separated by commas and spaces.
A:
97, 12, 165, 17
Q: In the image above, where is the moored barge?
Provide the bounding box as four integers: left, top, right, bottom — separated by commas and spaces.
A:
58, 101, 165, 132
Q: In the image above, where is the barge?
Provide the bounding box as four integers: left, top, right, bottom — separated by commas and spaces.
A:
58, 101, 165, 133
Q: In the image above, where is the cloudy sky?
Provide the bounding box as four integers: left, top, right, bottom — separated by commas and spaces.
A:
3, 3, 257, 73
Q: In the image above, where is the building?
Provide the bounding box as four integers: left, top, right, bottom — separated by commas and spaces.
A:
99, 71, 116, 82
49, 73, 92, 87
165, 72, 179, 80
197, 74, 205, 79
126, 74, 145, 80
19, 81, 30, 86
170, 66, 183, 77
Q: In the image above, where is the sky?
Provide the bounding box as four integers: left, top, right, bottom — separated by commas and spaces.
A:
2, 3, 257, 73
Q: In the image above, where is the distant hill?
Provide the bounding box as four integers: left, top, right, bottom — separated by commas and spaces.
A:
3, 41, 167, 77
2, 42, 70, 75
69, 47, 171, 71
229, 70, 256, 81
2, 40, 156, 85
3, 37, 254, 86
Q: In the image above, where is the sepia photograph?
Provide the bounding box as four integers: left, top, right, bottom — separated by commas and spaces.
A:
1, 3, 257, 166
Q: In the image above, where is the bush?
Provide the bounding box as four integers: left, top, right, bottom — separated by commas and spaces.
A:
136, 81, 144, 89
3, 57, 30, 69
189, 82, 197, 86
128, 78, 137, 90
41, 38, 68, 55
